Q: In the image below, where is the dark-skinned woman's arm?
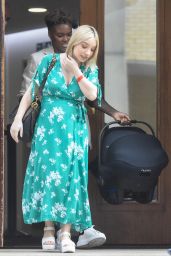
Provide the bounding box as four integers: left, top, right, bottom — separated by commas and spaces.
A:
87, 98, 131, 123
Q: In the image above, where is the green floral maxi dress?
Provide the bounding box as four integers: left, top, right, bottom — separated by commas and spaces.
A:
22, 54, 102, 232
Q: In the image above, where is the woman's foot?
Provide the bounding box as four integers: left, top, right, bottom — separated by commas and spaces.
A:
42, 226, 56, 250
76, 226, 106, 248
56, 229, 75, 253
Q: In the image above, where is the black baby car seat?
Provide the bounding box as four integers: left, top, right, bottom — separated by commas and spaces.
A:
94, 120, 169, 204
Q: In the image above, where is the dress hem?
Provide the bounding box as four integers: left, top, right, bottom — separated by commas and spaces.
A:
24, 216, 92, 232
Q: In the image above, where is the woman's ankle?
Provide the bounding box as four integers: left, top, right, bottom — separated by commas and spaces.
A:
59, 224, 71, 241
43, 222, 55, 237
45, 221, 54, 228
60, 223, 71, 233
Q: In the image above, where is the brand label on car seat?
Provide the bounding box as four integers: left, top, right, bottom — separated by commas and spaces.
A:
139, 169, 152, 176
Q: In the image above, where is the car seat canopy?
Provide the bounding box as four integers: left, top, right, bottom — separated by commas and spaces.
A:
106, 133, 168, 168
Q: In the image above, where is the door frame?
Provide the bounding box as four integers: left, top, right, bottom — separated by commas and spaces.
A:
0, 0, 5, 248
80, 0, 104, 162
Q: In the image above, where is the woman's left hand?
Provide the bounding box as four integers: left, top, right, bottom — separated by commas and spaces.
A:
112, 111, 131, 123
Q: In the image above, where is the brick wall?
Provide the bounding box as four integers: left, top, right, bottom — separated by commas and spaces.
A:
125, 0, 156, 61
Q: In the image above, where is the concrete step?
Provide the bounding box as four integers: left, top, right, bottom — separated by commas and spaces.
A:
0, 249, 169, 256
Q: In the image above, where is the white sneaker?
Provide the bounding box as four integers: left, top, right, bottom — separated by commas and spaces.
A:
56, 230, 75, 253
76, 226, 106, 248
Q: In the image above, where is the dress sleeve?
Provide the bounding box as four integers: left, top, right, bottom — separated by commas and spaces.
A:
31, 54, 53, 101
86, 66, 102, 106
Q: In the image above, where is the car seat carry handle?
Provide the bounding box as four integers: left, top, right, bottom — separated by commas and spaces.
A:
103, 120, 155, 136
129, 120, 155, 136
98, 120, 155, 169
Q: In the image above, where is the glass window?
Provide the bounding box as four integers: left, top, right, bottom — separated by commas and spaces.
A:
105, 0, 156, 133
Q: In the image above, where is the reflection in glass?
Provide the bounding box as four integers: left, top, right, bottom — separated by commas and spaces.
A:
104, 0, 156, 133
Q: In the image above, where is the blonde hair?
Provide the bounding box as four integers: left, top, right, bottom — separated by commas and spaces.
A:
66, 25, 99, 67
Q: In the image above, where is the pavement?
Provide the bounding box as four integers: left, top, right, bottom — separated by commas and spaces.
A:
0, 249, 169, 256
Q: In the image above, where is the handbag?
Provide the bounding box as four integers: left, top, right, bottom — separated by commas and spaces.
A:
10, 54, 56, 143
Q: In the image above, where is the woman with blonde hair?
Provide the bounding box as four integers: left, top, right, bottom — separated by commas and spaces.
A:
10, 25, 106, 253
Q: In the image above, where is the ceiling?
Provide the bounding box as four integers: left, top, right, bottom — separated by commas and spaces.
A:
6, 0, 80, 34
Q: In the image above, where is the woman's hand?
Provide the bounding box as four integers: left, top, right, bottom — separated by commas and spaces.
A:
112, 111, 131, 124
10, 119, 23, 143
62, 55, 79, 74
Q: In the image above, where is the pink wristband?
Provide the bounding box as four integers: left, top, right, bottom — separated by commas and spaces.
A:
77, 75, 84, 83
